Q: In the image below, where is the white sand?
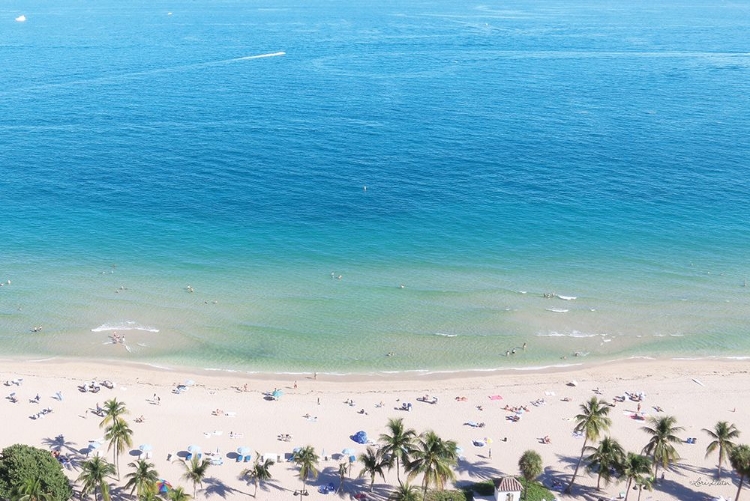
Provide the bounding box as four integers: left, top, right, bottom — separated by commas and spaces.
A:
1, 358, 748, 501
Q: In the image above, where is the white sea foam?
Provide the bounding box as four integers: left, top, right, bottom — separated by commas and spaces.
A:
538, 330, 605, 338
91, 322, 159, 333
557, 295, 577, 300
546, 308, 569, 313
15, 15, 26, 22
434, 332, 458, 337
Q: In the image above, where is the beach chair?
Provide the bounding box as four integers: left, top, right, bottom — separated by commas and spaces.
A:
243, 455, 252, 462
236, 455, 243, 462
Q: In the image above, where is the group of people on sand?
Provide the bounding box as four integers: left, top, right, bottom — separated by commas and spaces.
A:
111, 332, 126, 344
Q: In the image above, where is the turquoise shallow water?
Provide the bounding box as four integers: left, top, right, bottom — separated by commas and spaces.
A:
1, 0, 749, 372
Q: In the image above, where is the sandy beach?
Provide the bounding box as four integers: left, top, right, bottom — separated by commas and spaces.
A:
1, 357, 748, 501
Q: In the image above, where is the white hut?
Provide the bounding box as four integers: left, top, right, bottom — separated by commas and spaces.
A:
493, 477, 523, 501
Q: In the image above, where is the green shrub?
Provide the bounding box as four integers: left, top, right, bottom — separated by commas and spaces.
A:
425, 489, 469, 501
520, 479, 555, 501
0, 444, 73, 501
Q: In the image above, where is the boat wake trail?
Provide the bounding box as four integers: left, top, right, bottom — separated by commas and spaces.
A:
0, 51, 286, 97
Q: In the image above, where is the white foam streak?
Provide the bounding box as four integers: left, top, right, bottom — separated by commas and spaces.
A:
92, 322, 159, 333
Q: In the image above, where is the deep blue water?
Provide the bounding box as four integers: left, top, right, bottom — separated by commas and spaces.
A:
1, 0, 749, 372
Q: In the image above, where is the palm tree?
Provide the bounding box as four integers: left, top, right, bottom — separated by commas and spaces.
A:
641, 415, 684, 479
406, 430, 458, 501
179, 456, 211, 498
518, 450, 543, 500
11, 477, 51, 501
729, 444, 750, 501
78, 456, 117, 501
635, 475, 653, 501
621, 453, 651, 501
566, 397, 612, 494
99, 398, 128, 429
105, 417, 133, 479
124, 459, 159, 499
292, 446, 319, 497
379, 417, 417, 483
388, 481, 420, 501
358, 446, 387, 491
240, 452, 274, 498
338, 463, 348, 493
585, 436, 625, 490
704, 421, 741, 478
167, 486, 192, 501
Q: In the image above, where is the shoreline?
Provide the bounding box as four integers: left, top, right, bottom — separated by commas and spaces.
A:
3, 353, 749, 385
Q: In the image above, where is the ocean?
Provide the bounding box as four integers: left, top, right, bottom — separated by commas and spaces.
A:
1, 0, 749, 374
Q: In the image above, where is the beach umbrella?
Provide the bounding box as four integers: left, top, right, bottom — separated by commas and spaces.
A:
187, 445, 201, 454
139, 444, 153, 453
484, 437, 493, 445
237, 446, 251, 457
156, 480, 172, 494
272, 389, 283, 399
88, 441, 102, 450
185, 380, 195, 386
341, 448, 355, 456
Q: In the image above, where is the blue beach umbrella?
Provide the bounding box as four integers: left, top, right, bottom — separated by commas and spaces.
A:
237, 446, 251, 457
187, 445, 201, 454
341, 448, 355, 456
139, 444, 153, 453
272, 389, 283, 399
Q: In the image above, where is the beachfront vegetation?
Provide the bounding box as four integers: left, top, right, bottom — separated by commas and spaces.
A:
379, 417, 418, 483
291, 445, 319, 495
703, 421, 741, 478
178, 456, 211, 498
640, 415, 683, 479
518, 450, 543, 500
634, 474, 653, 501
729, 444, 750, 501
104, 417, 133, 479
620, 452, 651, 501
358, 446, 388, 491
166, 486, 192, 501
239, 451, 274, 498
99, 398, 128, 429
389, 481, 421, 501
464, 479, 553, 501
77, 456, 116, 501
124, 459, 159, 499
338, 463, 348, 493
11, 476, 51, 501
566, 396, 611, 494
585, 436, 625, 490
406, 430, 458, 501
0, 444, 72, 501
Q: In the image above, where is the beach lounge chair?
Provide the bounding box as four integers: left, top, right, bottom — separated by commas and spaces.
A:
243, 455, 252, 462
236, 455, 243, 462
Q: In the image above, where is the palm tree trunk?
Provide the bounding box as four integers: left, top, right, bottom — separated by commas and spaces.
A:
624, 479, 632, 501
254, 478, 259, 497
653, 461, 659, 484
396, 457, 401, 483
717, 448, 723, 478
735, 474, 745, 501
596, 471, 602, 490
565, 437, 588, 494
